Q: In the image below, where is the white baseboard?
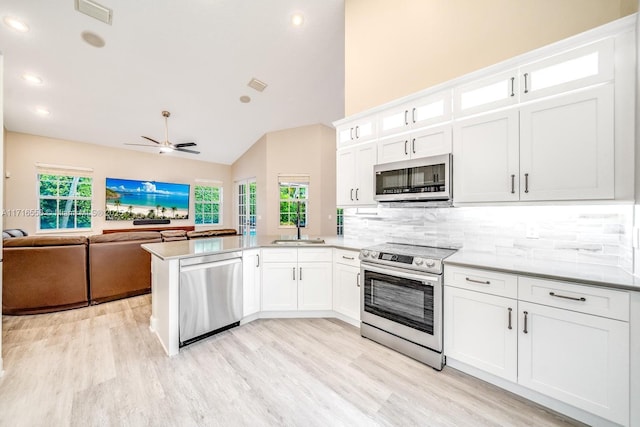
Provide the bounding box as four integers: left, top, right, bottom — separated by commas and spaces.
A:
149, 315, 158, 333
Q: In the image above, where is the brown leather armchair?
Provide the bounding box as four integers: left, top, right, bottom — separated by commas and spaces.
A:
88, 231, 161, 304
3, 235, 89, 315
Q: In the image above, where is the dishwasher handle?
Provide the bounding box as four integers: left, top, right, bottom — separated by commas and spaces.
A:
180, 257, 241, 273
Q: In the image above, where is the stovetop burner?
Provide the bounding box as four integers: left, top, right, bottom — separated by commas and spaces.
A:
359, 242, 457, 274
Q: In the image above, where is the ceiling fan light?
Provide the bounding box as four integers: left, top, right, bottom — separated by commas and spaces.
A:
160, 146, 174, 153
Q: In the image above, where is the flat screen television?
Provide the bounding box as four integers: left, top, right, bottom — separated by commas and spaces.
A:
105, 177, 190, 221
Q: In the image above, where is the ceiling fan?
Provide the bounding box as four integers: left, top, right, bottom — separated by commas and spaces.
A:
125, 110, 200, 154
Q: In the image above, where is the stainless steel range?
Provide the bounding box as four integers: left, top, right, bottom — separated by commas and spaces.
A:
359, 243, 456, 370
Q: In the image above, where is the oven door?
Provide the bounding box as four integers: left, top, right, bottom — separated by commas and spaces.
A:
361, 262, 442, 352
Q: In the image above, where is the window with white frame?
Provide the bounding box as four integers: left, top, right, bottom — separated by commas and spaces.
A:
194, 183, 222, 225
279, 175, 309, 227
337, 208, 344, 236
37, 166, 93, 231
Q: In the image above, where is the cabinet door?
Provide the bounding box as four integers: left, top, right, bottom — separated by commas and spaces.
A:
410, 124, 452, 158
261, 263, 297, 311
518, 302, 629, 425
453, 109, 519, 202
242, 249, 261, 317
336, 147, 356, 206
519, 85, 614, 201
337, 117, 376, 146
378, 91, 451, 137
444, 287, 517, 382
453, 69, 518, 116
297, 262, 332, 310
354, 143, 376, 205
377, 135, 409, 164
333, 263, 361, 321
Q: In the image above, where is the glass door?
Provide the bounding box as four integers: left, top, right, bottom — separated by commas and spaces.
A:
237, 179, 256, 236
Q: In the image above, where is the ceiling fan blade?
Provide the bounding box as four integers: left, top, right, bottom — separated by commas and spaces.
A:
141, 136, 162, 145
125, 143, 157, 147
174, 142, 197, 148
175, 148, 200, 154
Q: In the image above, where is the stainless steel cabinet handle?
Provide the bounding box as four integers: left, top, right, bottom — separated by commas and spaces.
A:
256, 254, 260, 268
412, 138, 416, 154
355, 188, 359, 201
523, 311, 529, 334
510, 77, 515, 97
299, 267, 302, 281
523, 73, 529, 94
342, 255, 355, 260
549, 292, 586, 302
511, 174, 515, 194
350, 188, 354, 201
508, 307, 513, 330
404, 140, 408, 155
293, 267, 296, 280
404, 110, 409, 126
355, 126, 360, 139
356, 272, 361, 287
465, 277, 490, 285
350, 127, 354, 140
412, 107, 416, 123
524, 173, 529, 193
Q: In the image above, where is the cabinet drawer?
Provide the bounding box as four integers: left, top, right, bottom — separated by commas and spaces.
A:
445, 266, 518, 299
334, 249, 360, 267
518, 277, 629, 321
297, 248, 333, 263
261, 248, 297, 263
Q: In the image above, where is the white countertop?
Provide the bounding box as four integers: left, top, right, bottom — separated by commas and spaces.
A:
141, 234, 373, 261
445, 251, 640, 291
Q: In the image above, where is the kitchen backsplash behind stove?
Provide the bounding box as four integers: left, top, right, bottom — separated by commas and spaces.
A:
344, 204, 633, 272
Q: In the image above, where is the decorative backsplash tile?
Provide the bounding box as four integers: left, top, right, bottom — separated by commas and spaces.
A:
344, 204, 633, 272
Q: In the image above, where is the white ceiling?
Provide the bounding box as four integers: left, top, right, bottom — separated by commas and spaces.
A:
0, 0, 345, 164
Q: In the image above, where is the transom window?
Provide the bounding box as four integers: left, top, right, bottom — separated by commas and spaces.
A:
194, 184, 222, 225
38, 172, 93, 230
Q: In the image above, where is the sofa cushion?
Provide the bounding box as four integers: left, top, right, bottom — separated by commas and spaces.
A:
3, 229, 28, 238
160, 230, 187, 241
186, 229, 238, 239
3, 235, 87, 247
89, 231, 161, 244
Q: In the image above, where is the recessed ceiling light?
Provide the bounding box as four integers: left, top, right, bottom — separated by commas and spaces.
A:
22, 73, 43, 85
81, 30, 106, 48
239, 95, 251, 103
3, 16, 29, 32
35, 107, 50, 116
291, 13, 304, 27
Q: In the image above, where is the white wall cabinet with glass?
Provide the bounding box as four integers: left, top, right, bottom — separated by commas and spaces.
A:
377, 90, 452, 138
242, 249, 261, 319
444, 265, 631, 426
261, 248, 332, 312
336, 115, 377, 147
377, 124, 452, 164
332, 249, 361, 325
336, 142, 376, 207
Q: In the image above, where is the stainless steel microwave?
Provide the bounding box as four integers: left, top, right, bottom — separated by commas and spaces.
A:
374, 154, 452, 202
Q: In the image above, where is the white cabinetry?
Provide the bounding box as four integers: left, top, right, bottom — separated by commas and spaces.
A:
336, 115, 377, 146
454, 69, 519, 117
332, 249, 361, 324
377, 124, 452, 164
378, 91, 451, 137
261, 248, 332, 312
242, 249, 261, 317
444, 265, 631, 426
336, 142, 376, 206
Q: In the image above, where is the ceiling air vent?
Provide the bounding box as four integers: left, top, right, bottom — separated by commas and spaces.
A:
247, 78, 268, 92
75, 0, 112, 25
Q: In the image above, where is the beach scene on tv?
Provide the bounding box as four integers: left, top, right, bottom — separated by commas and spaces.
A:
105, 178, 190, 221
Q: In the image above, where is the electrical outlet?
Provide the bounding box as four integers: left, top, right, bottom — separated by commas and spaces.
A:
526, 223, 539, 239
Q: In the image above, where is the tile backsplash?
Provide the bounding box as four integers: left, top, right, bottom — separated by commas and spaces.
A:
344, 204, 634, 272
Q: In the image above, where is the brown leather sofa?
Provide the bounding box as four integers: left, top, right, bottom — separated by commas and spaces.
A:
186, 229, 238, 239
3, 235, 89, 315
88, 231, 161, 304
160, 230, 187, 241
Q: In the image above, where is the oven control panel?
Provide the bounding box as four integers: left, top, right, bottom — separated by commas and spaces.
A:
360, 250, 437, 271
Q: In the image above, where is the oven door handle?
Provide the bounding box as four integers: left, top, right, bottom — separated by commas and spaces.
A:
361, 262, 439, 285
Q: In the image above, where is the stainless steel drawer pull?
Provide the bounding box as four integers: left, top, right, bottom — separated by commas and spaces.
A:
292, 267, 296, 280
510, 77, 515, 97
523, 311, 528, 334
523, 73, 529, 94
350, 188, 354, 201
510, 174, 515, 194
256, 254, 260, 268
524, 173, 529, 193
299, 267, 302, 280
342, 255, 355, 260
404, 140, 408, 155
465, 277, 490, 285
549, 292, 586, 302
356, 272, 361, 287
412, 138, 416, 154
404, 110, 409, 126
508, 307, 513, 330
350, 127, 354, 140
412, 107, 416, 123
355, 188, 359, 201
355, 126, 360, 139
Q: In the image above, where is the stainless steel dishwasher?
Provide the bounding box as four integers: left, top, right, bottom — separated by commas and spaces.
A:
179, 251, 243, 346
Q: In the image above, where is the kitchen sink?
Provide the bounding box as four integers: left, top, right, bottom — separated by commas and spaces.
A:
271, 238, 326, 245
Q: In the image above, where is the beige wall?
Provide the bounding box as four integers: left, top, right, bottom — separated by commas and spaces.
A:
4, 132, 233, 235
345, 0, 638, 115
231, 124, 337, 237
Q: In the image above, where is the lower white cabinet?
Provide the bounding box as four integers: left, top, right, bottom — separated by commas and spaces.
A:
242, 249, 261, 316
333, 249, 361, 322
261, 248, 332, 311
444, 265, 631, 426
444, 286, 517, 382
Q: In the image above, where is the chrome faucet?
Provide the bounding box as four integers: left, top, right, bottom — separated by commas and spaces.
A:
296, 199, 302, 239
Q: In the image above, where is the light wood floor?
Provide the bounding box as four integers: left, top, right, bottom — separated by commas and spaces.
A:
0, 295, 584, 427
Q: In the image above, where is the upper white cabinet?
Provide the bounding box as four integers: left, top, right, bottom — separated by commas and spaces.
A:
454, 69, 519, 117
377, 124, 452, 164
336, 115, 377, 147
378, 90, 452, 137
336, 142, 376, 207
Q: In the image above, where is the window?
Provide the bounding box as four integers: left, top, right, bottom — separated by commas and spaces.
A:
38, 172, 92, 230
279, 176, 309, 227
337, 208, 344, 236
194, 184, 222, 225
238, 179, 256, 236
